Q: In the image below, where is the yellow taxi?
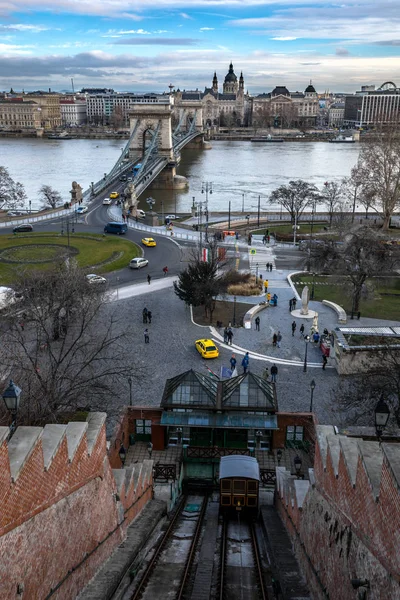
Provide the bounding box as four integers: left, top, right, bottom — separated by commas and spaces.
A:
142, 237, 157, 247
195, 339, 219, 359
109, 191, 119, 199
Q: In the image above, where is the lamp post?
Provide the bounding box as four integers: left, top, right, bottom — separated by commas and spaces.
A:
256, 262, 259, 280
29, 200, 32, 215
311, 272, 316, 301
146, 196, 156, 213
293, 213, 299, 246
246, 214, 250, 228
128, 377, 133, 407
201, 181, 212, 242
309, 379, 316, 413
228, 200, 231, 230
118, 444, 126, 466
2, 379, 21, 436
276, 448, 283, 464
242, 193, 245, 213
303, 335, 310, 373
308, 199, 316, 272
374, 398, 390, 442
294, 455, 302, 479
232, 295, 237, 327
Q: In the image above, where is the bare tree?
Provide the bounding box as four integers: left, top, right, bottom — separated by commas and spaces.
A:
358, 124, 400, 230
341, 161, 366, 222
269, 179, 320, 224
322, 180, 342, 225
38, 184, 63, 209
0, 264, 140, 425
253, 104, 272, 132
280, 103, 298, 128
110, 106, 125, 130
0, 166, 27, 210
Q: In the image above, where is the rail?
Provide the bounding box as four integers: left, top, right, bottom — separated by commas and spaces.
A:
250, 523, 268, 600
153, 463, 177, 481
186, 446, 251, 459
259, 469, 277, 487
177, 496, 208, 600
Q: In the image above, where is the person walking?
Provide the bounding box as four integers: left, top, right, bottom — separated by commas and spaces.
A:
147, 274, 151, 285
262, 235, 266, 245
292, 297, 297, 310
144, 328, 150, 343
291, 321, 297, 336
241, 352, 249, 374
267, 292, 271, 303
163, 266, 168, 276
264, 279, 269, 292
147, 441, 153, 458
272, 333, 277, 347
142, 307, 148, 324
227, 328, 233, 346
299, 323, 305, 338
255, 316, 260, 331
322, 355, 328, 370
266, 262, 270, 271
262, 366, 269, 381
289, 299, 293, 311
277, 331, 282, 348
147, 310, 152, 324
271, 364, 278, 383
230, 354, 237, 371
269, 263, 272, 272
223, 326, 228, 344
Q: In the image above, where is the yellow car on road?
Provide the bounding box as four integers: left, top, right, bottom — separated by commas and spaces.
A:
142, 237, 157, 247
110, 191, 119, 199
195, 339, 219, 359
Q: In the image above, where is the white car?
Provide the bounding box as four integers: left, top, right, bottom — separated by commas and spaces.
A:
103, 198, 112, 205
76, 206, 88, 214
129, 258, 149, 270
165, 214, 176, 220
86, 274, 107, 285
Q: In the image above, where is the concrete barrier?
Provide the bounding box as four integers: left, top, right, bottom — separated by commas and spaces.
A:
243, 302, 268, 329
322, 299, 347, 324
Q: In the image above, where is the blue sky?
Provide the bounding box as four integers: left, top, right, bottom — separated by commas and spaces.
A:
0, 0, 399, 93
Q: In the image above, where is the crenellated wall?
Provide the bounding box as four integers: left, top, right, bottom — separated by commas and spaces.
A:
0, 413, 154, 600
275, 426, 400, 600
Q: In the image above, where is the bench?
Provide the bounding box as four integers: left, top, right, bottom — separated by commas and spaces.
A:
322, 299, 347, 324
243, 302, 268, 329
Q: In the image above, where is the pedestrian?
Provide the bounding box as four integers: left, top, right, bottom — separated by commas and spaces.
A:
289, 299, 293, 311
266, 262, 270, 271
227, 328, 233, 346
262, 366, 269, 381
271, 364, 278, 383
264, 279, 269, 292
147, 274, 151, 285
273, 293, 278, 305
291, 321, 297, 336
269, 263, 272, 272
230, 354, 237, 371
255, 316, 260, 331
272, 333, 277, 347
299, 323, 305, 338
147, 310, 152, 324
147, 441, 153, 458
144, 328, 149, 343
266, 229, 269, 237
163, 266, 168, 276
267, 292, 271, 303
241, 352, 249, 373
292, 297, 297, 310
322, 355, 328, 370
223, 326, 228, 344
142, 307, 148, 324
277, 331, 282, 348
262, 235, 266, 245
267, 235, 270, 244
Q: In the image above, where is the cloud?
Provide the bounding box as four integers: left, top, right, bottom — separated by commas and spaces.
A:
180, 12, 193, 19
0, 43, 34, 54
112, 37, 199, 45
336, 48, 350, 56
271, 36, 296, 41
373, 40, 400, 46
0, 23, 51, 32
200, 27, 214, 31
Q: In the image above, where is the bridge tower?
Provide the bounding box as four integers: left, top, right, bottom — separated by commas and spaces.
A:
128, 98, 174, 160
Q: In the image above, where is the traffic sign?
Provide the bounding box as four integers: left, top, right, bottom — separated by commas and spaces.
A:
250, 249, 257, 255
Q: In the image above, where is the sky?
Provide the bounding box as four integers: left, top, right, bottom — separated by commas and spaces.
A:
0, 0, 399, 94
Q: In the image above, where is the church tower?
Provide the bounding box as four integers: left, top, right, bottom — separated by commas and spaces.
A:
223, 62, 238, 94
212, 71, 218, 93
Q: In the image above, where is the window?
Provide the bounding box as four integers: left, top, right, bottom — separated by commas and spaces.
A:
286, 425, 304, 441
136, 419, 151, 434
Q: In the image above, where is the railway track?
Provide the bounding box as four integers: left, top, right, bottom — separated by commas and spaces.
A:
219, 517, 268, 600
128, 494, 207, 600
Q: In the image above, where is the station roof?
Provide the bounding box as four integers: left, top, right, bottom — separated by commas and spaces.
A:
219, 455, 260, 481
160, 411, 278, 429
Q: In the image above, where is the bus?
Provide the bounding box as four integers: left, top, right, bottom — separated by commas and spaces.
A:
133, 163, 142, 176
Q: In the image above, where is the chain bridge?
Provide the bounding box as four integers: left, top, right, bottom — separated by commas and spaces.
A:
84, 97, 205, 205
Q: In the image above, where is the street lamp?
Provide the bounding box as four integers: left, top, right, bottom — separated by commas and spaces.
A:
146, 197, 156, 212
294, 455, 302, 478
232, 295, 237, 327
292, 213, 299, 246
128, 377, 133, 407
374, 398, 390, 441
242, 193, 245, 213
118, 444, 127, 466
2, 379, 21, 436
201, 181, 212, 242
276, 448, 283, 463
311, 272, 316, 300
303, 335, 310, 373
256, 262, 259, 280
309, 379, 316, 412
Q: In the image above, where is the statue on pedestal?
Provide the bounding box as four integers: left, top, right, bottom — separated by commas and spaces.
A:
124, 182, 139, 214
300, 286, 310, 315
70, 181, 82, 206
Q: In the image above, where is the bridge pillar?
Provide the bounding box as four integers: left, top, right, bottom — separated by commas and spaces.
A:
128, 100, 174, 160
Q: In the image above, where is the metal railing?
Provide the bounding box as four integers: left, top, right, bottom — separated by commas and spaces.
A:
185, 446, 251, 459
153, 463, 177, 481
259, 469, 277, 486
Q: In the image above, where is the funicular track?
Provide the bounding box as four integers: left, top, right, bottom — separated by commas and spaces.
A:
219, 516, 268, 600
130, 495, 207, 600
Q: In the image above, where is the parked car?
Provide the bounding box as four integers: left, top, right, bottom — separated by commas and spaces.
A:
76, 206, 88, 214
102, 198, 112, 205
86, 274, 107, 285
129, 257, 149, 269
165, 214, 176, 220
7, 211, 24, 217
13, 224, 33, 233
104, 222, 128, 235
119, 175, 127, 182
195, 338, 219, 359
136, 209, 146, 218
142, 237, 156, 247
109, 191, 119, 199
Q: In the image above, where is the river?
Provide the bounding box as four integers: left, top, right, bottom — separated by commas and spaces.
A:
0, 138, 360, 212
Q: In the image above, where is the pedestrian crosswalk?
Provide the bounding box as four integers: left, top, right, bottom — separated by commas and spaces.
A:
266, 279, 291, 289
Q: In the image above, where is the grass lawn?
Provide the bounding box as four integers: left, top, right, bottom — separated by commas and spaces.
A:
292, 274, 400, 321
0, 233, 140, 284
251, 223, 329, 236
192, 300, 250, 327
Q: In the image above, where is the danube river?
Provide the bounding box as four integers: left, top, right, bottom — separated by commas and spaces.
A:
0, 138, 360, 212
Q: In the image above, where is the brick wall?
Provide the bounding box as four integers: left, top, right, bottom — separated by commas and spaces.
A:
273, 412, 316, 450
275, 427, 400, 600
109, 406, 163, 467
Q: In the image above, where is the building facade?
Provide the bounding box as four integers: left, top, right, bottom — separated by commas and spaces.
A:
344, 83, 400, 127
23, 92, 61, 129
328, 102, 345, 127
85, 90, 166, 126
0, 99, 41, 130
60, 99, 87, 125
252, 83, 319, 128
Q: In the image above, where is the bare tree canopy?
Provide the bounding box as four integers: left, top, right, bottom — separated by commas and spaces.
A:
358, 125, 400, 230
269, 179, 320, 223
0, 166, 27, 210
38, 184, 63, 209
0, 264, 140, 425
322, 180, 342, 225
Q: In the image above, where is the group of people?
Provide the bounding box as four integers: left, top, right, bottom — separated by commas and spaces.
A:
223, 326, 234, 345
289, 297, 298, 311
142, 307, 154, 343
265, 262, 273, 272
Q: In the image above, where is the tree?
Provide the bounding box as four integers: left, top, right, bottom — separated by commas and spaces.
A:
280, 103, 298, 128
253, 104, 272, 132
110, 105, 125, 130
310, 228, 399, 312
322, 181, 342, 225
269, 180, 320, 224
341, 161, 366, 222
38, 184, 63, 209
0, 264, 140, 425
0, 166, 27, 210
357, 124, 400, 230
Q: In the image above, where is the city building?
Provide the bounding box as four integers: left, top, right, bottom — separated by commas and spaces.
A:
85, 90, 166, 126
252, 82, 319, 128
344, 82, 400, 127
328, 102, 345, 127
60, 98, 87, 126
0, 98, 42, 130
22, 92, 61, 129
